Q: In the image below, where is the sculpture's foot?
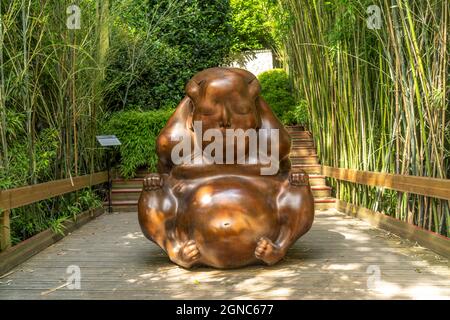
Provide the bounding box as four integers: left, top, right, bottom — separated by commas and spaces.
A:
143, 173, 163, 191
289, 171, 309, 186
177, 240, 202, 269
255, 237, 284, 265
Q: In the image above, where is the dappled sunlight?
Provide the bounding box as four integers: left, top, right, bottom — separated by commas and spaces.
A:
327, 228, 371, 242
370, 281, 402, 298
1, 209, 448, 300
122, 232, 144, 240
368, 281, 450, 300
322, 263, 362, 271
233, 278, 273, 292
405, 285, 450, 300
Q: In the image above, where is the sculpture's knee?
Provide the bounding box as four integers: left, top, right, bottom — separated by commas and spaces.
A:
277, 171, 315, 237
138, 174, 177, 246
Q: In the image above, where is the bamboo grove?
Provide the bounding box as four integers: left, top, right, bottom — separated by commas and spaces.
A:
0, 0, 111, 188
0, 0, 111, 243
280, 0, 449, 236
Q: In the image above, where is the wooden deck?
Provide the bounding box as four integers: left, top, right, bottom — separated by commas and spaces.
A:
0, 209, 449, 300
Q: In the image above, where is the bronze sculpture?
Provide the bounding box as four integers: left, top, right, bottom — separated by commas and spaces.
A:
138, 67, 315, 269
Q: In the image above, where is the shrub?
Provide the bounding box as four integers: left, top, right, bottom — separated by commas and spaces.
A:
103, 109, 174, 178
258, 69, 297, 120
281, 100, 310, 126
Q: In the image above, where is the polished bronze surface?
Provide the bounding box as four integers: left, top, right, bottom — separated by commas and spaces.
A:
138, 67, 315, 268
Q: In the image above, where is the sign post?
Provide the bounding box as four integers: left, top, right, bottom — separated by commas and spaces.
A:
96, 135, 121, 213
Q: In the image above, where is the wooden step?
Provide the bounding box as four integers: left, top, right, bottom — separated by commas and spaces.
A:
111, 193, 140, 201
112, 178, 144, 188
107, 200, 138, 213
286, 126, 307, 132
313, 197, 336, 210
308, 174, 327, 186
291, 144, 316, 153
291, 137, 313, 142
289, 133, 312, 139
311, 186, 332, 198
290, 156, 319, 165
292, 141, 314, 148
112, 188, 141, 193
292, 164, 321, 174
290, 149, 317, 157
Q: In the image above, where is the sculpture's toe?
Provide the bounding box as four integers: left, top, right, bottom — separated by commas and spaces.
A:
179, 240, 201, 268
255, 237, 284, 265
289, 171, 309, 186
143, 173, 163, 191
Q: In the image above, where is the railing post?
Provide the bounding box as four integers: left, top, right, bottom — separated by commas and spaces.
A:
0, 209, 11, 251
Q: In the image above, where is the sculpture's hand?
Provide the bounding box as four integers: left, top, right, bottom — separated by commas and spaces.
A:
177, 240, 201, 269
143, 174, 163, 191
255, 237, 284, 265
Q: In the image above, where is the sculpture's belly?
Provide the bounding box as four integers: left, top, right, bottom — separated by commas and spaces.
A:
176, 177, 280, 268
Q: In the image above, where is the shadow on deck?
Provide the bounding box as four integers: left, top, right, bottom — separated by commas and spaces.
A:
0, 209, 449, 299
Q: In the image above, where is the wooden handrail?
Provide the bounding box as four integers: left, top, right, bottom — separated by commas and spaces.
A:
0, 171, 109, 251
0, 171, 109, 211
321, 166, 450, 201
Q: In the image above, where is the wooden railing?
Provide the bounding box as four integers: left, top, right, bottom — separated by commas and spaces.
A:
321, 166, 450, 201
0, 172, 108, 251
321, 165, 450, 257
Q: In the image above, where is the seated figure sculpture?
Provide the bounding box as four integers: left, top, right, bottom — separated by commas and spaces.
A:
138, 67, 314, 269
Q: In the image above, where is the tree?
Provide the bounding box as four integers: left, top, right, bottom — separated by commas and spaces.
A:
229, 0, 279, 52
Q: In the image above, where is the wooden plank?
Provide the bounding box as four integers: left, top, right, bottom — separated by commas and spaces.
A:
322, 166, 450, 200
0, 208, 104, 276
336, 200, 450, 258
0, 209, 11, 251
1, 209, 449, 300
0, 172, 108, 211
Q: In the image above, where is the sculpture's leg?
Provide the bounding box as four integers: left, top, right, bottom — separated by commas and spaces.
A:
255, 171, 315, 265
138, 174, 202, 269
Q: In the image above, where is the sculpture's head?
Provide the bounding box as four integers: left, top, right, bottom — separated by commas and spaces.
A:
185, 68, 262, 133
156, 67, 291, 175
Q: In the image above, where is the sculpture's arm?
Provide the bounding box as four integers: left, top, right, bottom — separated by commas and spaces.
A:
156, 97, 193, 173
256, 97, 291, 173
256, 97, 291, 160
275, 190, 314, 250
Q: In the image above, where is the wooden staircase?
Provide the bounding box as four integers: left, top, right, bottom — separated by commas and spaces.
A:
110, 126, 335, 212
287, 125, 335, 210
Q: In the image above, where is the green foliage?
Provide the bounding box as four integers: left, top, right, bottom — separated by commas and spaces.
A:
229, 0, 282, 52
281, 100, 309, 126
106, 0, 233, 110
9, 189, 103, 244
258, 69, 298, 121
0, 0, 303, 248
103, 109, 174, 178
0, 128, 59, 189
35, 129, 59, 181
281, 0, 449, 236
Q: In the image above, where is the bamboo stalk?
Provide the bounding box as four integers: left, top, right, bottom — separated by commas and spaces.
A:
280, 0, 449, 236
